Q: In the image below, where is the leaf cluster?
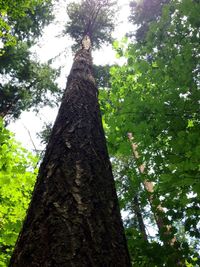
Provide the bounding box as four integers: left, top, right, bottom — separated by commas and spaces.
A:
0, 0, 54, 51
64, 0, 117, 50
0, 43, 61, 121
0, 118, 37, 266
0, 0, 62, 121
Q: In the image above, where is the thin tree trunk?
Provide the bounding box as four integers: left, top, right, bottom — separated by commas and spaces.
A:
132, 195, 148, 242
127, 132, 176, 246
9, 37, 131, 267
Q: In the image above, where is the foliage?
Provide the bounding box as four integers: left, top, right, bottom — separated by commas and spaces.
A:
0, 0, 54, 51
0, 118, 37, 266
0, 42, 60, 120
93, 64, 112, 88
100, 0, 200, 265
0, 0, 61, 121
129, 0, 170, 41
37, 121, 53, 147
65, 0, 117, 50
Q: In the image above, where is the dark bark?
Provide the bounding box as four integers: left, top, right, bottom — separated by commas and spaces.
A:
132, 196, 148, 242
9, 41, 131, 266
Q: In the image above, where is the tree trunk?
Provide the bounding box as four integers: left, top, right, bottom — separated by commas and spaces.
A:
9, 37, 131, 267
127, 132, 176, 246
132, 196, 148, 242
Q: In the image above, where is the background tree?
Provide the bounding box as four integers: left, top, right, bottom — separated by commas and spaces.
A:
129, 0, 170, 41
9, 0, 131, 266
0, 0, 60, 122
0, 0, 53, 51
101, 0, 200, 265
0, 43, 60, 120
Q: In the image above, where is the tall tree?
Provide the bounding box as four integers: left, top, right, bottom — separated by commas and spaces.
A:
9, 1, 131, 266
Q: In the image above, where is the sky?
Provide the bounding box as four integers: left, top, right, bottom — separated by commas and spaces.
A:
8, 0, 132, 151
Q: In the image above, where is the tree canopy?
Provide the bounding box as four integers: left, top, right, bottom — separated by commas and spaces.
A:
0, 0, 54, 51
0, 0, 60, 121
0, 43, 60, 120
65, 0, 117, 50
100, 0, 200, 265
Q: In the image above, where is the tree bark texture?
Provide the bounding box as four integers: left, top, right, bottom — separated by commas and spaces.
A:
9, 44, 131, 267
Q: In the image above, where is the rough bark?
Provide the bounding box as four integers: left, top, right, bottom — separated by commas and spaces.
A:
9, 38, 131, 267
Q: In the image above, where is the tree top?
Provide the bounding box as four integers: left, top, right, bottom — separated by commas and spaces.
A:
65, 0, 117, 51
